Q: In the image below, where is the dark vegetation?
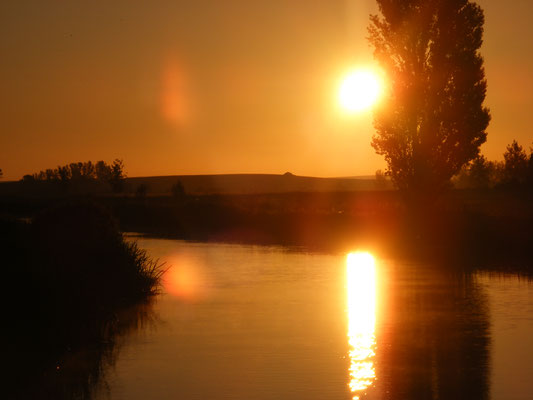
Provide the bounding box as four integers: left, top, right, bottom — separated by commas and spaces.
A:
0, 150, 531, 396
359, 0, 531, 271
4, 171, 389, 196
2, 180, 532, 270
18, 159, 126, 195
454, 140, 533, 189
106, 190, 533, 268
1, 149, 531, 270
369, 0, 490, 196
2, 201, 162, 399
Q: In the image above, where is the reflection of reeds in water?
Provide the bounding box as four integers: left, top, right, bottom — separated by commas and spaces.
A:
14, 299, 157, 400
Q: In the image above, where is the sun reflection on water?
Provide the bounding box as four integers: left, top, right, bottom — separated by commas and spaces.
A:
346, 252, 377, 399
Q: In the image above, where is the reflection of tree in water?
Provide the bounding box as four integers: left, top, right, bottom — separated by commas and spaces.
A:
8, 299, 156, 400
376, 268, 490, 400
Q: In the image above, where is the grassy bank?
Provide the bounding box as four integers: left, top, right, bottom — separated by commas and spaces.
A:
2, 189, 532, 268
2, 201, 163, 399
102, 190, 533, 268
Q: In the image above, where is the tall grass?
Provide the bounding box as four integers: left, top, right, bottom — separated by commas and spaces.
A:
2, 200, 164, 398
121, 239, 166, 297
29, 200, 165, 311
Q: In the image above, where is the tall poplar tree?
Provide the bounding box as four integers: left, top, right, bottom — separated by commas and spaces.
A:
369, 0, 491, 194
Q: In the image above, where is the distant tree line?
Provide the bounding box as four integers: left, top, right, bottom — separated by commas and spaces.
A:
454, 140, 533, 189
21, 159, 126, 193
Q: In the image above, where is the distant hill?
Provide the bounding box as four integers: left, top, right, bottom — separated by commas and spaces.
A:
0, 173, 393, 196
125, 173, 392, 195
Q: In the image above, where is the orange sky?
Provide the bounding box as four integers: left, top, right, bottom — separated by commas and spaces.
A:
1, 0, 531, 180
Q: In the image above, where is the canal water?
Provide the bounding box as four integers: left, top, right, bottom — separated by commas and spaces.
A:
91, 237, 533, 400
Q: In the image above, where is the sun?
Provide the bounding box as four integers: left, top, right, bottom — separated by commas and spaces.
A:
339, 69, 383, 113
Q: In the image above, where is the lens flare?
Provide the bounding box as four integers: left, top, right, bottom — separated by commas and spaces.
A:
163, 255, 208, 301
161, 57, 191, 127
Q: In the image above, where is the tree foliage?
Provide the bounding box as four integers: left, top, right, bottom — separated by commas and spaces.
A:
109, 159, 126, 193
171, 180, 186, 200
369, 0, 491, 193
453, 155, 501, 189
453, 140, 533, 189
21, 159, 127, 192
375, 169, 389, 189
502, 140, 528, 185
528, 147, 533, 185
135, 183, 148, 198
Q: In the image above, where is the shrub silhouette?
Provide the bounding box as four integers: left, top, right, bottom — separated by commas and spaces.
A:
2, 208, 160, 399
503, 140, 528, 186
31, 201, 162, 318
136, 183, 148, 198
171, 179, 186, 199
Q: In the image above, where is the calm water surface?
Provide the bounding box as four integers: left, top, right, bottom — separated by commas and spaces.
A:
93, 237, 532, 400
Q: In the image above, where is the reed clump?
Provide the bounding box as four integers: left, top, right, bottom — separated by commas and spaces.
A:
30, 200, 164, 314
2, 200, 164, 395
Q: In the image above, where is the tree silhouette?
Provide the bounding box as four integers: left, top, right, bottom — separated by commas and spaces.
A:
20, 160, 127, 193
467, 155, 492, 188
454, 155, 493, 189
375, 169, 389, 189
95, 161, 111, 182
369, 0, 491, 195
503, 140, 528, 186
0, 168, 3, 179
171, 179, 186, 200
135, 183, 148, 198
528, 144, 533, 186
109, 159, 126, 193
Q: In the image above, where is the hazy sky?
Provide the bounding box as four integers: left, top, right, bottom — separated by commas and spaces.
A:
1, 0, 532, 180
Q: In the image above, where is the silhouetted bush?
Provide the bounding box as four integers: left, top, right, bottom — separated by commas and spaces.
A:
136, 183, 148, 198
3, 201, 163, 353
2, 204, 162, 399
453, 155, 502, 189
31, 201, 162, 310
454, 140, 533, 190
170, 179, 186, 200
375, 169, 389, 190
502, 140, 529, 187
528, 151, 533, 186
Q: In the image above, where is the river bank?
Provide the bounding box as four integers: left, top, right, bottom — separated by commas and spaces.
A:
2, 189, 532, 269
2, 201, 163, 399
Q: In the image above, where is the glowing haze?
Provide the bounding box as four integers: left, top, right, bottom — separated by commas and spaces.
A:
339, 69, 383, 112
0, 0, 531, 180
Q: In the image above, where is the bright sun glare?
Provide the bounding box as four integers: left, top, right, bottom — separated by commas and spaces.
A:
346, 251, 377, 399
339, 69, 382, 113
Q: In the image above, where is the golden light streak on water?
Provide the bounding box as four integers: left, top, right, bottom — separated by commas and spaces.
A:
346, 252, 377, 400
